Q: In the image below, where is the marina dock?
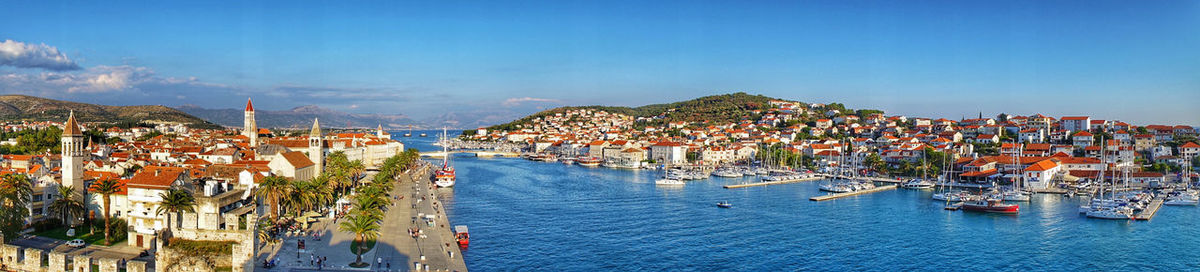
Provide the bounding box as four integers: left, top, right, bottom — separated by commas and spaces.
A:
809, 185, 899, 201
723, 176, 823, 189
1134, 197, 1165, 220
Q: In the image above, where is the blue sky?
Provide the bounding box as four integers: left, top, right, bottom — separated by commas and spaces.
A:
2, 1, 1198, 126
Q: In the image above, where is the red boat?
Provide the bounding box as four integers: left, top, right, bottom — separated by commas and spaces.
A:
454, 225, 469, 247
962, 199, 1019, 214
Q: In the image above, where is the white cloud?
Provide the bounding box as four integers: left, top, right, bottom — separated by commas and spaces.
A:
502, 97, 561, 107
0, 39, 81, 71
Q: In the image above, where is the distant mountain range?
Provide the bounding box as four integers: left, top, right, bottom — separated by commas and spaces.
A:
0, 94, 220, 128
175, 104, 421, 129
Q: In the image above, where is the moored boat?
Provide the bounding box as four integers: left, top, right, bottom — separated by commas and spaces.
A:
454, 225, 470, 247
434, 127, 456, 188
655, 178, 685, 186
962, 199, 1019, 214
577, 157, 602, 167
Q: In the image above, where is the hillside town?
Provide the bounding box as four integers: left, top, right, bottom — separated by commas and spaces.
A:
0, 99, 411, 271
465, 99, 1200, 190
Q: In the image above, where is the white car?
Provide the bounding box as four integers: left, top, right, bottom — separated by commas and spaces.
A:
66, 239, 85, 248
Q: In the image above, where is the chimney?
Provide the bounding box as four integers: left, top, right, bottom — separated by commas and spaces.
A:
155, 169, 161, 176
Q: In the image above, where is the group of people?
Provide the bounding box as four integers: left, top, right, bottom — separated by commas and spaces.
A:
310, 253, 329, 269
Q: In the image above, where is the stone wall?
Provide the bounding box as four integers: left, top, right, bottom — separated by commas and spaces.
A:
0, 244, 128, 272
155, 213, 258, 272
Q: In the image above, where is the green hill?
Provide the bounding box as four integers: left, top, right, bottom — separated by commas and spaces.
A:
489, 92, 784, 131
0, 95, 220, 129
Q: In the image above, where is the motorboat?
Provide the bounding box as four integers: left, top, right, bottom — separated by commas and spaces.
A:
901, 179, 935, 189
712, 169, 743, 178
577, 157, 602, 167
998, 190, 1032, 202
454, 225, 470, 247
1165, 193, 1199, 206
932, 191, 966, 202
716, 201, 732, 208
962, 199, 1019, 214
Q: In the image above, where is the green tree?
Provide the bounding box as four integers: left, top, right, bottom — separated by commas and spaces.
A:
864, 153, 886, 174
255, 176, 292, 220
155, 188, 196, 229
90, 178, 123, 245
48, 185, 85, 227
0, 174, 32, 240
338, 214, 381, 265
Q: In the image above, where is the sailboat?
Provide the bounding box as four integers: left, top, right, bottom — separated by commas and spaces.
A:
999, 143, 1031, 202
933, 153, 966, 202
1166, 155, 1198, 206
1082, 137, 1135, 219
434, 127, 456, 188
902, 148, 935, 189
404, 124, 413, 137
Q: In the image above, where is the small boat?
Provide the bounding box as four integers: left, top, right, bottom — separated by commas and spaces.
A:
1086, 206, 1134, 219
712, 169, 743, 178
454, 225, 470, 247
716, 201, 732, 208
577, 157, 602, 167
901, 179, 935, 189
655, 178, 685, 186
1165, 194, 1199, 206
419, 133, 427, 137
962, 199, 1019, 214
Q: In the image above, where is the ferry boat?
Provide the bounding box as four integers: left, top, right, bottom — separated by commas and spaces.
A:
962, 198, 1019, 214
454, 225, 470, 247
434, 128, 456, 188
577, 157, 602, 167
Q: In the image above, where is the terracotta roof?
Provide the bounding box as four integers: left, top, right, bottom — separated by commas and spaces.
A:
279, 151, 315, 168
127, 166, 186, 190
63, 111, 82, 136
1025, 159, 1059, 171
1181, 142, 1200, 148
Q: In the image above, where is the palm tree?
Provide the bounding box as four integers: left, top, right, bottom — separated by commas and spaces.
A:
346, 160, 366, 185
155, 188, 196, 229
337, 214, 381, 265
90, 178, 123, 244
48, 185, 85, 227
255, 176, 293, 220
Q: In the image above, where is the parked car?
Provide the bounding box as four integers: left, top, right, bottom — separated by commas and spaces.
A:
67, 239, 86, 248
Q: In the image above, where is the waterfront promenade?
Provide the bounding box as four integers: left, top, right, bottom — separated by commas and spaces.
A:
255, 164, 466, 272
380, 163, 467, 272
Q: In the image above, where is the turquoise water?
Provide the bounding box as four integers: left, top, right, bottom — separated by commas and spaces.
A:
399, 131, 1200, 271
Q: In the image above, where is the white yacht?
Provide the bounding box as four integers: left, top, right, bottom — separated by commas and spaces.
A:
655, 178, 685, 186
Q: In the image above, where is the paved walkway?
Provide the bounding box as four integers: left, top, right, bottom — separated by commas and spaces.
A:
255, 164, 465, 272
374, 163, 466, 272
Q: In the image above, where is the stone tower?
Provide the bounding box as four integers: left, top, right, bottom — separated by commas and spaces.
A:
376, 124, 386, 139
61, 111, 85, 200
243, 98, 258, 147
309, 118, 323, 175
